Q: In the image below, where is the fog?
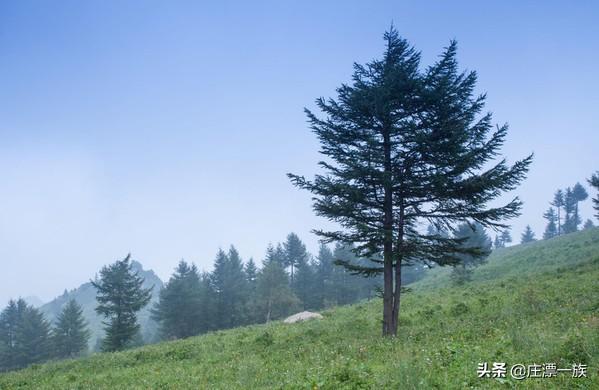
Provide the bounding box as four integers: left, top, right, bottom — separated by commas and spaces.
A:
1, 1, 598, 304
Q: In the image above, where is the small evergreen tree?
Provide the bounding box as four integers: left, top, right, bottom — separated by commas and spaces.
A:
588, 172, 599, 220
264, 243, 287, 268
0, 300, 20, 371
450, 223, 492, 284
543, 207, 558, 239
551, 189, 564, 235
494, 235, 504, 249
520, 225, 536, 244
52, 299, 90, 359
282, 233, 315, 309
242, 258, 259, 323
254, 257, 299, 323
14, 303, 52, 368
314, 244, 335, 309
151, 260, 206, 340
209, 249, 228, 328
209, 247, 249, 329
92, 254, 153, 352
292, 254, 316, 310
500, 229, 513, 246
0, 299, 52, 371
244, 258, 258, 292
562, 187, 579, 234
572, 182, 588, 228
331, 244, 364, 305
225, 246, 249, 326
583, 219, 595, 230
283, 233, 310, 284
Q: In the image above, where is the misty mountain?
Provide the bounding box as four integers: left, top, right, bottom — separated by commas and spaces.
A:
22, 296, 44, 308
40, 261, 163, 349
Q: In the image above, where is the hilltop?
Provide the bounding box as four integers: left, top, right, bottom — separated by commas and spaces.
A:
1, 229, 598, 389
39, 261, 164, 348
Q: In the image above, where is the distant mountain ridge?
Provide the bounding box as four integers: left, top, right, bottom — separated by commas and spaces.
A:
22, 296, 44, 308
39, 260, 164, 349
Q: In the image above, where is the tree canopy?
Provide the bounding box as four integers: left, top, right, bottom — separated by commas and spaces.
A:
52, 299, 90, 359
92, 254, 153, 351
289, 28, 531, 336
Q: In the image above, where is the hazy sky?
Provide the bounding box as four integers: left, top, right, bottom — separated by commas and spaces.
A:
1, 1, 598, 305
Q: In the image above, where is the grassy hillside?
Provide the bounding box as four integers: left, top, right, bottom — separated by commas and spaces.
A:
2, 229, 598, 389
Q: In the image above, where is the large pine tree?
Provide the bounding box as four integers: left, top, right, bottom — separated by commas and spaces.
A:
52, 299, 90, 358
92, 254, 153, 351
289, 28, 531, 336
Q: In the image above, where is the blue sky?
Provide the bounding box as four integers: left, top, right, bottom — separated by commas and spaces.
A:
1, 1, 598, 304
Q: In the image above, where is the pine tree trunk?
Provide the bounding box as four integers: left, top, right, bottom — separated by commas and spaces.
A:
391, 259, 402, 335
382, 249, 393, 336
382, 129, 395, 337
390, 208, 405, 336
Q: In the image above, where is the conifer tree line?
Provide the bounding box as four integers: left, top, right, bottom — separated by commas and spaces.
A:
150, 232, 428, 341
542, 177, 597, 240
0, 298, 90, 372
493, 229, 513, 249
0, 231, 428, 372
505, 175, 598, 246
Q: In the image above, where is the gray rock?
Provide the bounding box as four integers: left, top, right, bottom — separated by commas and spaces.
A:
283, 311, 323, 324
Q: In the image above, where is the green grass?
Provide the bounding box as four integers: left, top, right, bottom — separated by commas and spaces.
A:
2, 229, 599, 389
